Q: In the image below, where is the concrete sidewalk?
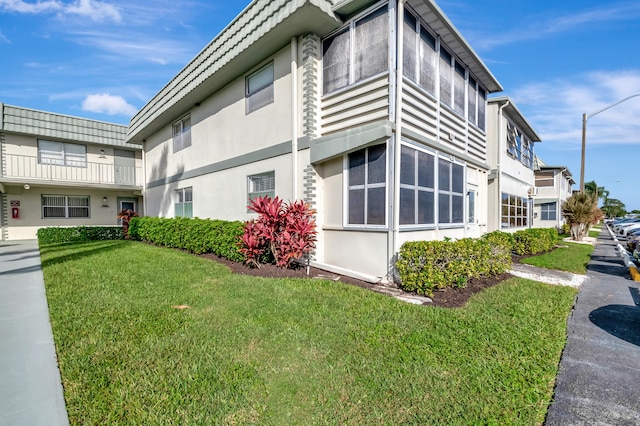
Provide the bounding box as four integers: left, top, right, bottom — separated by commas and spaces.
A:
545, 228, 640, 425
0, 240, 69, 426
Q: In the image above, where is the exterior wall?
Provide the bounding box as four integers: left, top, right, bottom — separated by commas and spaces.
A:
532, 169, 573, 229
485, 101, 537, 232
144, 46, 295, 189
1, 132, 142, 187
145, 154, 294, 220
2, 184, 141, 240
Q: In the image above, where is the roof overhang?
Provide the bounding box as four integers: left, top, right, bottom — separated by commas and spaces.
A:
126, 0, 341, 144
489, 96, 541, 142
406, 0, 502, 94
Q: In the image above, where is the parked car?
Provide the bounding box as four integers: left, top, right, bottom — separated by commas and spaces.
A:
627, 233, 640, 251
613, 219, 640, 233
620, 223, 640, 237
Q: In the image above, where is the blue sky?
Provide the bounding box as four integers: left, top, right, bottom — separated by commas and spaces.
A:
1, 0, 639, 209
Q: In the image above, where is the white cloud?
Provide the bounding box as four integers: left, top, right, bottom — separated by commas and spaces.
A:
512, 70, 640, 148
65, 0, 120, 23
472, 2, 640, 50
81, 93, 137, 116
0, 30, 10, 43
0, 0, 121, 23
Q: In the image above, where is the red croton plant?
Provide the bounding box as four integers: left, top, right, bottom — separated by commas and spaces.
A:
117, 209, 138, 239
239, 195, 317, 268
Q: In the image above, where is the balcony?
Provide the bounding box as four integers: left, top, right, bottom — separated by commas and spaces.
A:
1, 153, 142, 188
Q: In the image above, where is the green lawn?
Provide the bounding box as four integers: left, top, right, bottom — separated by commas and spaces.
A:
521, 239, 594, 274
41, 241, 577, 425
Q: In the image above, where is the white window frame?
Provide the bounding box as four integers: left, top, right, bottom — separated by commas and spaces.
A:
42, 195, 90, 219
437, 156, 465, 226
322, 3, 390, 95
38, 140, 87, 168
246, 62, 274, 113
175, 187, 193, 218
247, 171, 275, 202
501, 193, 528, 229
172, 115, 191, 153
344, 143, 388, 228
541, 202, 557, 221
399, 142, 436, 227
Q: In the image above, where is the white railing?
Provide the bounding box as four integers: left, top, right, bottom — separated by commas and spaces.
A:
2, 153, 142, 186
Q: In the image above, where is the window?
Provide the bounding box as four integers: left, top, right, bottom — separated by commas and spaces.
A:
248, 171, 275, 201
541, 202, 557, 221
535, 171, 555, 187
521, 137, 533, 169
347, 144, 386, 226
468, 77, 477, 125
438, 158, 464, 224
42, 195, 89, 218
322, 6, 389, 94
38, 140, 86, 167
172, 115, 191, 153
453, 61, 466, 115
439, 48, 453, 107
501, 193, 528, 228
246, 62, 274, 113
507, 121, 521, 160
175, 187, 193, 218
477, 87, 486, 131
468, 190, 475, 223
399, 144, 435, 225
403, 13, 437, 95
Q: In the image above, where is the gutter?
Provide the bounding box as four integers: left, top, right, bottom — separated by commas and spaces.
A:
389, 0, 407, 283
291, 36, 299, 200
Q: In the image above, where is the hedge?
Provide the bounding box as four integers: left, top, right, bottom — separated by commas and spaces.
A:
396, 238, 512, 296
512, 228, 558, 255
128, 216, 245, 262
37, 226, 124, 244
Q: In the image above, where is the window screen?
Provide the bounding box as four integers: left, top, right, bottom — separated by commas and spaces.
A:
246, 63, 274, 113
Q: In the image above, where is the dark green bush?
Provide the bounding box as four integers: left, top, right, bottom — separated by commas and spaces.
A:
396, 238, 512, 297
131, 216, 245, 262
37, 226, 124, 244
512, 228, 558, 255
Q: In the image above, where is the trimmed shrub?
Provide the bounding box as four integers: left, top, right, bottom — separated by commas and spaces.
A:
130, 216, 245, 262
512, 228, 558, 255
481, 230, 514, 251
396, 238, 512, 297
37, 226, 124, 244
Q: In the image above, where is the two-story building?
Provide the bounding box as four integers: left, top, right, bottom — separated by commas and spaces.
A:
0, 103, 143, 240
125, 0, 504, 282
486, 97, 540, 232
531, 158, 574, 230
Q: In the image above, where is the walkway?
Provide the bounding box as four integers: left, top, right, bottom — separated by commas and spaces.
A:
545, 228, 640, 425
0, 240, 69, 426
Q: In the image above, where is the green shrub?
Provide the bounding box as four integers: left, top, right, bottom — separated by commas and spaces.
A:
37, 226, 124, 244
396, 238, 512, 297
131, 217, 245, 262
512, 228, 558, 255
481, 230, 514, 251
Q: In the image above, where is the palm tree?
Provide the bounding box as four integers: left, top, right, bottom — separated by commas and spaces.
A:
584, 180, 607, 206
562, 193, 596, 241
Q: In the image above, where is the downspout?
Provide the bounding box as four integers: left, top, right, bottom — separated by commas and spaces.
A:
291, 36, 299, 200
390, 0, 406, 282
496, 99, 509, 230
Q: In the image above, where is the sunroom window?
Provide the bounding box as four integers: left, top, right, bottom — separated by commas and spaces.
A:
347, 144, 386, 226
322, 5, 389, 94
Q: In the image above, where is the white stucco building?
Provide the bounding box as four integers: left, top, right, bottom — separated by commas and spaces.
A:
0, 103, 143, 240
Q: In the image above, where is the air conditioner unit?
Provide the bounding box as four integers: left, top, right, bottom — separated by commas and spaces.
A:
527, 186, 538, 196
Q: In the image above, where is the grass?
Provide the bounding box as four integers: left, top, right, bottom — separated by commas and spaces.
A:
519, 235, 594, 274
41, 241, 577, 425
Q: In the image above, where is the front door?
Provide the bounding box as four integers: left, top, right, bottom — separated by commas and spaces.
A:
114, 149, 136, 185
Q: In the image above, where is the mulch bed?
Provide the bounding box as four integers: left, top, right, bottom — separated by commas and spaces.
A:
199, 253, 514, 309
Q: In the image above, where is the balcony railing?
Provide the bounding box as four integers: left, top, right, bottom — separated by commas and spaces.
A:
2, 153, 142, 187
